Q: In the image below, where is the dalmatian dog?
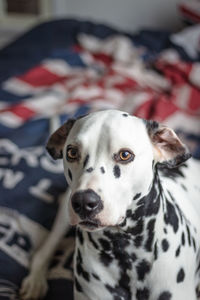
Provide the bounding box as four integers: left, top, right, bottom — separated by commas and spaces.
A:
20, 109, 200, 300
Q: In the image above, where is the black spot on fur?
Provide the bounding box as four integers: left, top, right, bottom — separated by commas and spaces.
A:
131, 252, 137, 263
122, 113, 129, 117
162, 239, 169, 252
77, 228, 84, 245
181, 232, 185, 246
145, 218, 156, 252
136, 287, 150, 300
160, 153, 191, 169
106, 232, 130, 249
126, 209, 132, 218
136, 259, 151, 281
119, 217, 127, 227
196, 285, 200, 298
164, 228, 167, 234
102, 231, 134, 299
134, 235, 143, 247
68, 169, 72, 181
167, 190, 175, 202
75, 277, 83, 292
127, 218, 144, 236
119, 272, 132, 299
164, 200, 179, 233
99, 238, 111, 251
100, 251, 113, 266
154, 241, 158, 260
105, 258, 132, 299
83, 154, 89, 168
92, 273, 100, 280
196, 259, 200, 275
186, 224, 191, 246
76, 249, 90, 282
87, 232, 98, 249
192, 237, 196, 252
113, 165, 121, 178
158, 291, 172, 300
111, 238, 132, 268
106, 282, 131, 300
177, 268, 185, 283
132, 172, 161, 221
175, 203, 183, 224
158, 163, 187, 180
175, 245, 181, 257
100, 166, 105, 174
77, 248, 82, 264
86, 167, 94, 173
104, 231, 129, 247
145, 119, 159, 134
181, 183, 187, 191
133, 193, 141, 200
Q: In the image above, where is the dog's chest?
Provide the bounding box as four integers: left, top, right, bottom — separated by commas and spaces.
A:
74, 223, 199, 300
74, 228, 153, 300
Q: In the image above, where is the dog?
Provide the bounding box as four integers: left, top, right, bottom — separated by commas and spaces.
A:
20, 109, 200, 300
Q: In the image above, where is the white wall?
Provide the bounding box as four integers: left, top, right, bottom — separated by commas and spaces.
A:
52, 0, 182, 31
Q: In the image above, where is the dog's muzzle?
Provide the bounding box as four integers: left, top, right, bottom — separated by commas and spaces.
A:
71, 189, 103, 220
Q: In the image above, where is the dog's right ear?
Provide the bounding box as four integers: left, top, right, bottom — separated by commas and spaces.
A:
46, 119, 76, 159
145, 120, 191, 168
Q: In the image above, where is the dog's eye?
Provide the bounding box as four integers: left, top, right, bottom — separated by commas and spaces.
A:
119, 151, 132, 161
66, 146, 79, 161
114, 149, 135, 164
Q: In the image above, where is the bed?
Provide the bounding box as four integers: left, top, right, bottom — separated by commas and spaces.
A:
0, 18, 199, 299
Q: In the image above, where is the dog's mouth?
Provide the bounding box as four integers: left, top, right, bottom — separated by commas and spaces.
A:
79, 219, 104, 231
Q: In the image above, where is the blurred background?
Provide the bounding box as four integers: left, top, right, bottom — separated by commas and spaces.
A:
0, 0, 186, 48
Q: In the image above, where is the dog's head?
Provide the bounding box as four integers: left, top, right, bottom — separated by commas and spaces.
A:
46, 110, 191, 231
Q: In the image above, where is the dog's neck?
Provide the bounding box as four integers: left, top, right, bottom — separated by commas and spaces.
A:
120, 166, 163, 235
74, 168, 165, 298
77, 166, 165, 254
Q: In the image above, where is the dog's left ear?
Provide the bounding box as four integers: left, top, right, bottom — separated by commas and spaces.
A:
46, 119, 76, 159
145, 120, 191, 168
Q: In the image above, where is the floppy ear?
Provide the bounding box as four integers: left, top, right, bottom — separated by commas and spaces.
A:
46, 119, 76, 159
146, 120, 191, 168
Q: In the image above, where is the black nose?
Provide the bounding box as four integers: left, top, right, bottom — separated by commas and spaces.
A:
71, 189, 103, 219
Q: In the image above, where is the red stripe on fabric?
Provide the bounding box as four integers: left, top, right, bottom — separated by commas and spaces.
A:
113, 77, 138, 91
188, 88, 200, 112
92, 53, 113, 65
72, 45, 84, 53
134, 96, 179, 122
18, 66, 66, 87
152, 97, 179, 121
0, 105, 35, 120
156, 61, 193, 85
134, 98, 155, 120
67, 95, 105, 104
179, 4, 200, 23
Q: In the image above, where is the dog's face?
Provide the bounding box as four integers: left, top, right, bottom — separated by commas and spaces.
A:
47, 110, 190, 231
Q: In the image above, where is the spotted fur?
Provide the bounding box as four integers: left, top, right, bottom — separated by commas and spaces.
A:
21, 110, 200, 300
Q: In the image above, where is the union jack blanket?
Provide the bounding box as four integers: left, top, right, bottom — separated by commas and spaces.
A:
0, 19, 199, 299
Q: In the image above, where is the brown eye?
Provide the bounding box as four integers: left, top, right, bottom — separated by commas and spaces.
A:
66, 146, 79, 161
119, 151, 132, 161
114, 149, 134, 164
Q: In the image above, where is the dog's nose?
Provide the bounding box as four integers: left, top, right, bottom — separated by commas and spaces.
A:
71, 189, 102, 219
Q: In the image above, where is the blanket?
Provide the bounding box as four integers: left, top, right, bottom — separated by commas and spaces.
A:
0, 19, 199, 299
